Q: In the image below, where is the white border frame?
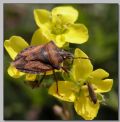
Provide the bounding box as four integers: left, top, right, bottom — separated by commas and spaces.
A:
0, 0, 119, 122
1, 0, 120, 3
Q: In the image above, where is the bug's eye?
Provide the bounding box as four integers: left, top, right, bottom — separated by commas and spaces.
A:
63, 56, 66, 59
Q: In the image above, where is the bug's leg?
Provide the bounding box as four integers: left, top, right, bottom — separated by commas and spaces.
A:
24, 73, 46, 89
61, 66, 69, 74
53, 70, 58, 94
31, 80, 39, 89
34, 72, 46, 88
53, 70, 62, 96
24, 80, 39, 89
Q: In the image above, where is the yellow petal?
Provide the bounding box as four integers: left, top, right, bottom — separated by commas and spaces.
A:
8, 65, 24, 78
34, 9, 51, 28
4, 36, 29, 60
25, 74, 37, 81
89, 69, 109, 82
31, 29, 49, 46
64, 24, 89, 44
55, 35, 66, 47
45, 69, 61, 75
74, 94, 100, 120
52, 6, 78, 24
71, 48, 93, 83
48, 81, 79, 102
93, 79, 113, 93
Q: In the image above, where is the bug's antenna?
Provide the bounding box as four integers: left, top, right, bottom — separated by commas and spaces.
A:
73, 57, 93, 61
67, 56, 93, 61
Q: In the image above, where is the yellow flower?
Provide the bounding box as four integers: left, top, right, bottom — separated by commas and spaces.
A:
48, 48, 113, 120
4, 36, 48, 80
32, 6, 89, 47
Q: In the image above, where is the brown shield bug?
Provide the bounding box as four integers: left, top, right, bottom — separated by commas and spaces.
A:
12, 41, 90, 95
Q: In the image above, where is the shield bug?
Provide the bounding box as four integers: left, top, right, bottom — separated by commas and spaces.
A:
12, 41, 90, 95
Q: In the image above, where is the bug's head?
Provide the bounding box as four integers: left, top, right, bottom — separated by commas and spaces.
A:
59, 49, 74, 60
59, 49, 92, 61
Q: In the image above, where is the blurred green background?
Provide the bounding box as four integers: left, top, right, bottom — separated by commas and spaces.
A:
4, 4, 118, 120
